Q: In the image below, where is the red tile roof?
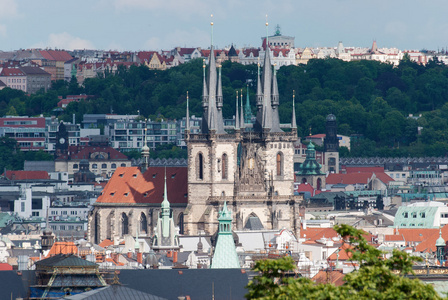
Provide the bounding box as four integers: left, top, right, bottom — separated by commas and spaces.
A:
328, 243, 354, 261
385, 234, 405, 242
415, 225, 448, 253
5, 170, 49, 180
39, 50, 73, 62
0, 263, 12, 271
300, 228, 339, 241
0, 68, 25, 76
312, 270, 345, 286
95, 166, 188, 205
46, 241, 78, 257
98, 239, 113, 248
178, 48, 196, 56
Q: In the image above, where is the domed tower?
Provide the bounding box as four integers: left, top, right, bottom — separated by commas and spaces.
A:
323, 114, 339, 173
436, 228, 446, 265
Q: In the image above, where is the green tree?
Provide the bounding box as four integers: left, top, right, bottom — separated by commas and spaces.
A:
246, 224, 441, 300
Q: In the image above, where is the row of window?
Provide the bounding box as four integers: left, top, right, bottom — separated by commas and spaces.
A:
7, 78, 26, 83
402, 212, 426, 218
73, 163, 127, 169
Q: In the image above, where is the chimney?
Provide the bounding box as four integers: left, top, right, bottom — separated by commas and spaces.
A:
167, 251, 172, 258
173, 251, 178, 264
127, 251, 132, 259
137, 252, 143, 264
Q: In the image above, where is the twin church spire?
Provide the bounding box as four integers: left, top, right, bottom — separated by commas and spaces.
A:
200, 19, 290, 134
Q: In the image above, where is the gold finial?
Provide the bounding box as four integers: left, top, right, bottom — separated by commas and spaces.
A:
187, 91, 189, 99
293, 90, 295, 100
265, 14, 268, 27
211, 14, 214, 26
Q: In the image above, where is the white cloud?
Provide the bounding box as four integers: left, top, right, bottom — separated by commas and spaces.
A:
38, 32, 95, 50
0, 0, 18, 18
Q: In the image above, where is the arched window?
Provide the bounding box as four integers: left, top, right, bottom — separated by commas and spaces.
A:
317, 178, 322, 190
121, 163, 126, 167
222, 153, 228, 180
178, 212, 184, 234
92, 164, 98, 169
73, 164, 79, 169
197, 153, 204, 180
276, 152, 283, 176
121, 213, 129, 236
140, 213, 147, 234
106, 212, 113, 240
94, 212, 100, 244
101, 163, 107, 169
111, 163, 117, 169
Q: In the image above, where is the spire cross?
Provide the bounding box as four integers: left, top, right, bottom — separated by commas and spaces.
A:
211, 14, 214, 46
265, 14, 269, 47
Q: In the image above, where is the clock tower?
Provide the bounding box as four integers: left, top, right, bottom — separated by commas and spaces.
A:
55, 122, 68, 156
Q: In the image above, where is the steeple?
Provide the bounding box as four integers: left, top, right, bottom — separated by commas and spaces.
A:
255, 19, 281, 133
436, 227, 445, 264
240, 89, 245, 129
186, 91, 190, 131
235, 91, 240, 129
211, 201, 240, 269
161, 168, 170, 238
244, 84, 252, 125
201, 19, 225, 134
291, 90, 297, 129
141, 119, 150, 172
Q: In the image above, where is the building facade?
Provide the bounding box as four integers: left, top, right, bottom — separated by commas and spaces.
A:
185, 31, 302, 236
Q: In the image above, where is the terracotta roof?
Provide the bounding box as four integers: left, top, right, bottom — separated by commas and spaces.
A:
385, 234, 405, 242
300, 228, 339, 241
0, 263, 12, 271
39, 50, 73, 62
46, 241, 78, 257
328, 243, 354, 261
312, 269, 345, 286
95, 166, 188, 205
4, 170, 49, 180
307, 134, 326, 139
296, 183, 315, 194
242, 48, 259, 57
0, 68, 25, 76
393, 228, 438, 244
178, 48, 196, 56
99, 239, 113, 248
415, 225, 448, 252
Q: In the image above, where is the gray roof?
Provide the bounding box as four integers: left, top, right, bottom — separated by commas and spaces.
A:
36, 254, 98, 268
60, 285, 168, 300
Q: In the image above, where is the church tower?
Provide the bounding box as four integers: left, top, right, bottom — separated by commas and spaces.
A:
211, 202, 240, 269
185, 20, 302, 236
323, 114, 339, 173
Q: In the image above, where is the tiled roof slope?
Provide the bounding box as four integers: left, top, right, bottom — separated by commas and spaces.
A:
326, 172, 394, 185
415, 224, 448, 252
47, 241, 78, 257
37, 254, 97, 267
5, 170, 49, 180
39, 50, 73, 62
95, 166, 187, 205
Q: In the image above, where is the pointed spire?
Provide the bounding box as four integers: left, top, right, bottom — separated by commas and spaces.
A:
161, 167, 171, 238
244, 83, 252, 124
235, 91, 240, 129
240, 89, 244, 129
141, 119, 150, 172
202, 59, 208, 105
291, 90, 297, 129
186, 91, 190, 131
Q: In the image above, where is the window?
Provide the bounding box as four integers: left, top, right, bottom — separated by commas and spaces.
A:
111, 163, 116, 169
140, 213, 147, 234
276, 152, 283, 176
197, 153, 204, 180
222, 153, 228, 180
101, 163, 107, 169
121, 163, 126, 167
21, 202, 25, 212
92, 164, 97, 169
73, 164, 78, 169
122, 213, 129, 235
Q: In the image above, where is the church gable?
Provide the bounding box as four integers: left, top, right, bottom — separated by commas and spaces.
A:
95, 166, 188, 205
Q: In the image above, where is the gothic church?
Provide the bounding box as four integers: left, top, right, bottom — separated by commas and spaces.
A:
184, 23, 303, 236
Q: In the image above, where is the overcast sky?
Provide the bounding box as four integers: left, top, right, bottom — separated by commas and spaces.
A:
0, 0, 447, 52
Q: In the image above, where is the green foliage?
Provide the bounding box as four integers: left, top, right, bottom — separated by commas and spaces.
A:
246, 224, 442, 300
3, 56, 448, 157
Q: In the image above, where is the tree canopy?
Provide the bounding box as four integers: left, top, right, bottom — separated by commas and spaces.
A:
2, 57, 448, 157
246, 224, 442, 300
